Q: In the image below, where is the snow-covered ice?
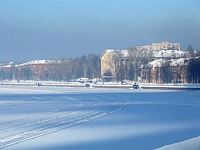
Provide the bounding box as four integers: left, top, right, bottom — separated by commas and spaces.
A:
0, 85, 200, 150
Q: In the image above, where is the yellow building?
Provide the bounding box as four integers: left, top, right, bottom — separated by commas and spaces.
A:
101, 48, 187, 81
100, 49, 146, 78
100, 50, 119, 77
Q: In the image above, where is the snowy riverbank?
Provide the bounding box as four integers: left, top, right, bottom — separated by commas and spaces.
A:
1, 80, 200, 90
139, 83, 200, 90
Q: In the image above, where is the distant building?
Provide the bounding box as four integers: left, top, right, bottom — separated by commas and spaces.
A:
140, 58, 189, 83
1, 62, 15, 72
16, 60, 58, 80
99, 40, 198, 83
0, 59, 72, 81
100, 49, 188, 78
136, 41, 180, 51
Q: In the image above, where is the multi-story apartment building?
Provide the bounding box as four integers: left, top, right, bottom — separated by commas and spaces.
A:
0, 60, 58, 80
100, 41, 191, 83
101, 49, 187, 77
136, 41, 180, 51
141, 58, 189, 84
16, 60, 58, 80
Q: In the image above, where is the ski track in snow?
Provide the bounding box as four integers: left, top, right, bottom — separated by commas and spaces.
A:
0, 94, 128, 149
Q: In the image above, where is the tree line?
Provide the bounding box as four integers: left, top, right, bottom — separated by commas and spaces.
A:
0, 53, 101, 81
1, 46, 200, 84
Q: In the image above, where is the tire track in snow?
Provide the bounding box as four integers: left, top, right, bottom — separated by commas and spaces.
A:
0, 97, 55, 126
0, 99, 97, 134
0, 101, 127, 149
0, 96, 83, 131
0, 96, 53, 108
0, 96, 101, 135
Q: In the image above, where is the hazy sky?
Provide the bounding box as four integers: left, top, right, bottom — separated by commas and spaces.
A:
0, 0, 200, 62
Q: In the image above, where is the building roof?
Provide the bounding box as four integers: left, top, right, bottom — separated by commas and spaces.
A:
147, 58, 189, 68
102, 49, 188, 58
1, 62, 15, 68
16, 60, 57, 67
147, 59, 167, 68
169, 58, 189, 67
1, 64, 14, 68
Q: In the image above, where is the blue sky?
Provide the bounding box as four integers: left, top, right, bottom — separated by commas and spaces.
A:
0, 0, 200, 62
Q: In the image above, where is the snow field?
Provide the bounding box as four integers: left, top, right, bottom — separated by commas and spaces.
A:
0, 85, 200, 150
0, 90, 127, 149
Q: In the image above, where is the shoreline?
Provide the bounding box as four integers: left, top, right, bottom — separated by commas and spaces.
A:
1, 81, 200, 90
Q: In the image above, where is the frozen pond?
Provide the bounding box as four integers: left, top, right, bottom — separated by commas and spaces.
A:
0, 85, 200, 150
